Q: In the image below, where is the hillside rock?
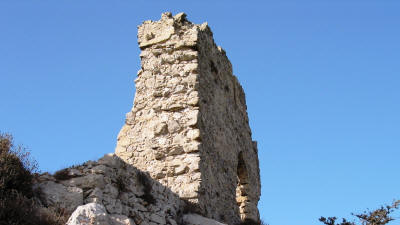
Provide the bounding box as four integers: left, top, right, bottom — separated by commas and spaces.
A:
35, 180, 83, 213
35, 153, 204, 225
66, 203, 110, 225
183, 214, 227, 225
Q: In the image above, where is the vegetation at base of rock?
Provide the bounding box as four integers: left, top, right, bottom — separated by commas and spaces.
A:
53, 163, 85, 181
0, 133, 36, 197
319, 200, 400, 225
53, 168, 73, 181
137, 170, 156, 204
0, 190, 68, 225
0, 133, 68, 225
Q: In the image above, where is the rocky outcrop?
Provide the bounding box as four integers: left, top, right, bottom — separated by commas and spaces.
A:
35, 180, 83, 213
66, 203, 111, 225
35, 154, 188, 225
66, 203, 136, 225
182, 214, 227, 225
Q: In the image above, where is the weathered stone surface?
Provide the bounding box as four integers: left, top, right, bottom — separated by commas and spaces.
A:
35, 181, 83, 213
182, 214, 227, 225
66, 203, 110, 225
67, 204, 134, 225
115, 12, 261, 224
36, 153, 186, 225
109, 214, 135, 225
61, 174, 106, 189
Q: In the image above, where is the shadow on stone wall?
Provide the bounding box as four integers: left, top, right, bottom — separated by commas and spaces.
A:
35, 153, 208, 225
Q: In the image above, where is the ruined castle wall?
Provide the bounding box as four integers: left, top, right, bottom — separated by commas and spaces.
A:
116, 13, 203, 202
195, 26, 261, 223
115, 13, 261, 225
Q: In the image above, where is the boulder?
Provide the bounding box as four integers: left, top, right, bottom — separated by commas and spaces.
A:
36, 181, 83, 213
109, 214, 135, 225
182, 214, 227, 225
66, 203, 110, 225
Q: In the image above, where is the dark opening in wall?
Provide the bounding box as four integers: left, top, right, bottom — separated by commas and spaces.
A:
236, 152, 249, 220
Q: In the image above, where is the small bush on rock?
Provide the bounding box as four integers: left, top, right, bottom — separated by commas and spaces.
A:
53, 168, 72, 181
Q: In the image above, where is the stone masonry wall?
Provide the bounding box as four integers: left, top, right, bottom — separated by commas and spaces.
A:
196, 23, 261, 223
115, 12, 261, 225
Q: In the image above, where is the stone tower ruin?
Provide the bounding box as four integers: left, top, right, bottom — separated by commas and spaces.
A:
115, 12, 261, 224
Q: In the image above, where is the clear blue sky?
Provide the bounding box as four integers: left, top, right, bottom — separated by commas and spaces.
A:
1, 1, 399, 225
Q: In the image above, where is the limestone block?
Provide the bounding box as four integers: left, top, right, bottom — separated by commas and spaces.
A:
187, 91, 199, 106
182, 214, 227, 225
186, 129, 200, 140
174, 164, 187, 175
184, 63, 198, 73
138, 15, 175, 48
168, 146, 184, 156
178, 182, 199, 199
186, 110, 199, 126
172, 133, 185, 145
167, 120, 181, 133
67, 203, 110, 225
184, 74, 199, 87
183, 141, 200, 153
109, 214, 135, 225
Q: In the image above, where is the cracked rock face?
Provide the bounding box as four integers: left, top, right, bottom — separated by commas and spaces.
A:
35, 181, 83, 213
36, 153, 228, 225
66, 203, 137, 225
36, 154, 186, 225
66, 203, 111, 225
115, 12, 261, 224
182, 214, 227, 225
